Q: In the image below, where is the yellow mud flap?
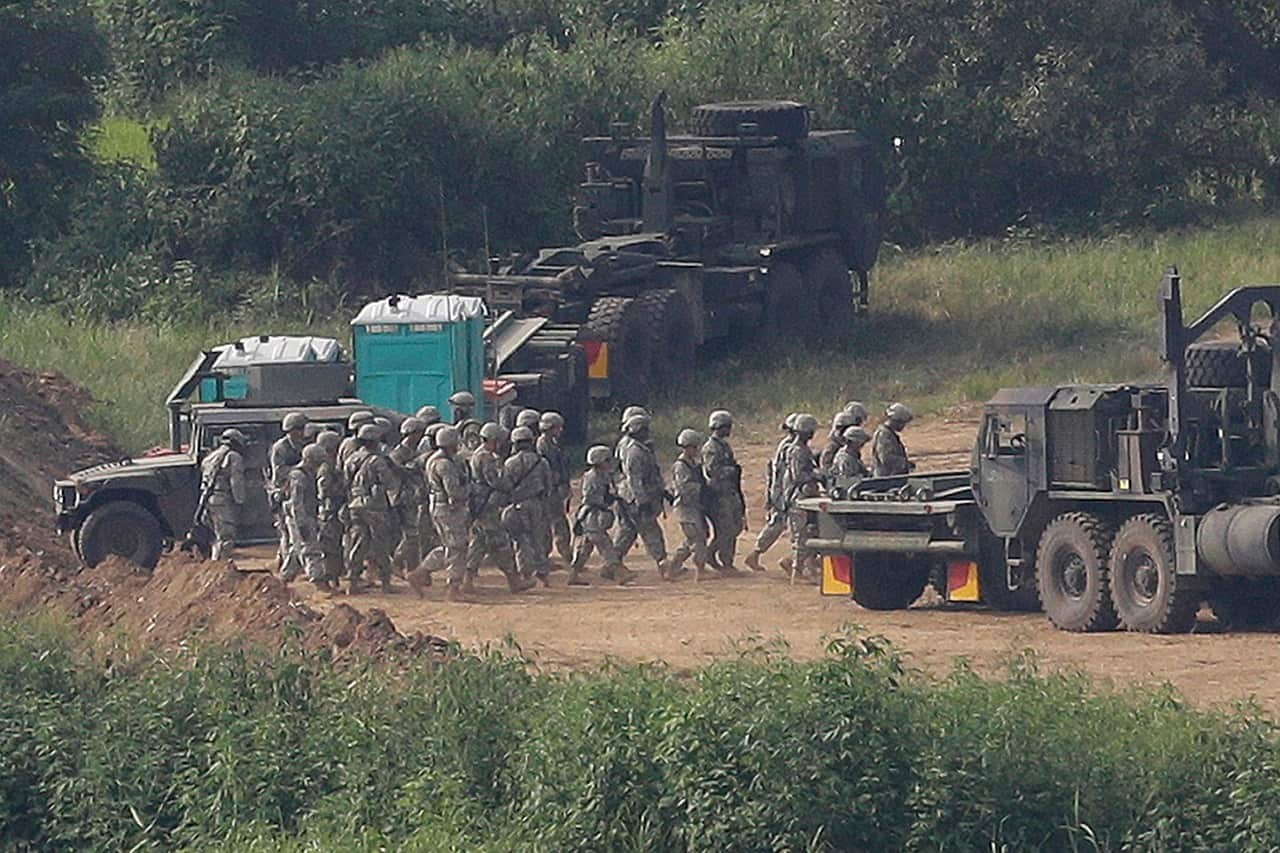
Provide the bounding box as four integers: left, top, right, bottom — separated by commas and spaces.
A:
583, 340, 609, 379
946, 559, 981, 602
821, 555, 853, 596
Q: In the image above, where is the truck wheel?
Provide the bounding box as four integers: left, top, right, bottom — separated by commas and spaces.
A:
1035, 512, 1118, 632
762, 262, 812, 341
805, 249, 853, 333
1185, 340, 1270, 387
635, 289, 695, 381
852, 554, 929, 610
78, 500, 164, 570
1109, 513, 1200, 633
580, 296, 650, 402
1209, 578, 1280, 630
690, 101, 809, 140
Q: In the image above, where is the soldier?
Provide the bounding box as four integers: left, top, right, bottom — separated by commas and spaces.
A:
843, 400, 868, 425
197, 428, 247, 560
831, 425, 872, 481
515, 408, 541, 432
537, 410, 572, 562
466, 422, 537, 594
314, 430, 346, 586
743, 414, 798, 571
389, 417, 427, 575
820, 410, 859, 473
425, 425, 473, 600
415, 421, 449, 561
336, 410, 374, 472
612, 413, 669, 577
268, 411, 309, 573
344, 423, 396, 594
448, 390, 484, 449
781, 413, 822, 581
701, 409, 746, 572
570, 446, 634, 585
281, 444, 330, 590
872, 403, 915, 477
668, 429, 712, 581
415, 405, 442, 427
504, 426, 553, 584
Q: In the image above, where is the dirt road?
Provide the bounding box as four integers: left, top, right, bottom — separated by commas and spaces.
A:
262, 409, 1280, 714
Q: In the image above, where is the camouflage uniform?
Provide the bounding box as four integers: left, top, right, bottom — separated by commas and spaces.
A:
344, 444, 396, 586
198, 443, 245, 560
571, 465, 625, 578
613, 434, 668, 567
426, 447, 472, 590
701, 433, 745, 569
753, 432, 796, 554
268, 434, 304, 566
504, 446, 553, 580
668, 453, 709, 576
871, 423, 911, 477
389, 437, 425, 572
281, 463, 324, 582
537, 431, 572, 561
467, 444, 519, 582
782, 439, 821, 570
316, 453, 345, 583
831, 445, 870, 481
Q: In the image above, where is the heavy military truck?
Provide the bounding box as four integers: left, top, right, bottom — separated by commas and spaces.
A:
802, 270, 1280, 634
448, 95, 885, 403
54, 337, 401, 570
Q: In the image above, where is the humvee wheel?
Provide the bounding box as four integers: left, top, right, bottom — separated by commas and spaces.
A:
852, 553, 929, 610
79, 500, 164, 570
806, 249, 853, 333
1035, 512, 1118, 632
1109, 514, 1199, 633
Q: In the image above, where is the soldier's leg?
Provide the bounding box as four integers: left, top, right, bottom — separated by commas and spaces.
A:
513, 529, 543, 580
786, 507, 812, 582
281, 515, 305, 581
717, 506, 744, 569
209, 505, 236, 561
440, 520, 470, 598
299, 521, 327, 585
673, 519, 708, 580
392, 505, 419, 573
369, 511, 396, 589
745, 508, 786, 571
612, 509, 640, 559
320, 518, 343, 583
550, 493, 572, 561
487, 525, 533, 592
345, 510, 371, 591
417, 505, 439, 567
637, 507, 668, 569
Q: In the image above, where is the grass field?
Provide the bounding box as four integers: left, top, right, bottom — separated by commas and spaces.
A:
86, 116, 158, 170
5, 216, 1280, 453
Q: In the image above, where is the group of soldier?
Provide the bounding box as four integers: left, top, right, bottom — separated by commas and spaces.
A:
196, 391, 915, 597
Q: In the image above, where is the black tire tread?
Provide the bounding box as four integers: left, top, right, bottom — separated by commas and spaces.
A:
1185, 340, 1270, 388
1035, 511, 1118, 632
79, 500, 163, 570
1111, 513, 1199, 634
690, 100, 809, 140
852, 553, 929, 610
634, 288, 695, 382
580, 296, 649, 402
805, 248, 852, 334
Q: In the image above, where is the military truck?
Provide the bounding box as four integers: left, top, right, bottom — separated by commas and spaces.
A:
54, 337, 400, 569
802, 270, 1280, 633
448, 95, 885, 403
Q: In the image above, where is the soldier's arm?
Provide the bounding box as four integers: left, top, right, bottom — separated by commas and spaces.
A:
229, 454, 247, 504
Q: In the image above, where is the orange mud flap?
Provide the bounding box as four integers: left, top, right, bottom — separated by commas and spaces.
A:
946, 559, 981, 602
581, 340, 610, 398
821, 554, 853, 596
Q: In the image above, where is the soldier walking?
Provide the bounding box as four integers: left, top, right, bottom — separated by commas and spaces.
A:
743, 414, 797, 571
537, 411, 572, 562
612, 412, 669, 577
668, 429, 713, 581
781, 413, 822, 582
389, 417, 427, 575
281, 444, 331, 591
871, 403, 915, 477
466, 422, 537, 594
314, 430, 346, 586
701, 409, 746, 572
831, 426, 871, 482
504, 426, 553, 585
425, 425, 473, 600
570, 446, 634, 585
268, 412, 309, 574
197, 428, 247, 561
344, 423, 396, 594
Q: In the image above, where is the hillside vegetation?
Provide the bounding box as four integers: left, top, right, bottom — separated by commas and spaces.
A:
7, 217, 1280, 454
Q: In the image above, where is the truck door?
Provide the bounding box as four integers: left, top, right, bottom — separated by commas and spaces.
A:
975, 409, 1032, 537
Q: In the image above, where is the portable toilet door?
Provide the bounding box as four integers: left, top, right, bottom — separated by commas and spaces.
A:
350, 294, 487, 418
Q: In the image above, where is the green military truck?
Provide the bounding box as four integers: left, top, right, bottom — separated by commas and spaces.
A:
803, 270, 1280, 633
448, 95, 885, 403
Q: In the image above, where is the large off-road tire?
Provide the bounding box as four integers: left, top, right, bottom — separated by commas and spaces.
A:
852, 553, 929, 610
634, 288, 696, 384
1185, 340, 1270, 388
805, 248, 853, 334
690, 100, 809, 140
78, 500, 164, 570
1109, 513, 1200, 634
761, 262, 813, 341
1209, 578, 1280, 630
1035, 512, 1118, 632
580, 296, 650, 403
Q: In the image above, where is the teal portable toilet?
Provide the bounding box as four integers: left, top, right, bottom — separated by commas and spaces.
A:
350, 294, 487, 420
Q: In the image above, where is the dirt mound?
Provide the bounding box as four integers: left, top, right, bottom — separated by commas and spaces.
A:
0, 551, 447, 660
0, 358, 120, 563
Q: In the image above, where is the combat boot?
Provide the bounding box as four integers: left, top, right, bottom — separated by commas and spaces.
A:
600, 564, 617, 581
406, 568, 431, 598
463, 573, 478, 594
347, 577, 366, 596
446, 583, 466, 602
718, 564, 742, 578
614, 565, 637, 585
507, 574, 537, 593
380, 577, 394, 594
566, 568, 590, 586
745, 551, 765, 572
312, 578, 335, 595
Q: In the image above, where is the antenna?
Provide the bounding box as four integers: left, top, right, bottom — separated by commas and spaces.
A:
483, 205, 492, 275
439, 181, 449, 283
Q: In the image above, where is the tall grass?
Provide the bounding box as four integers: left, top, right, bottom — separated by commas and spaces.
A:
6, 217, 1280, 452
2, 616, 1279, 850
86, 116, 158, 170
